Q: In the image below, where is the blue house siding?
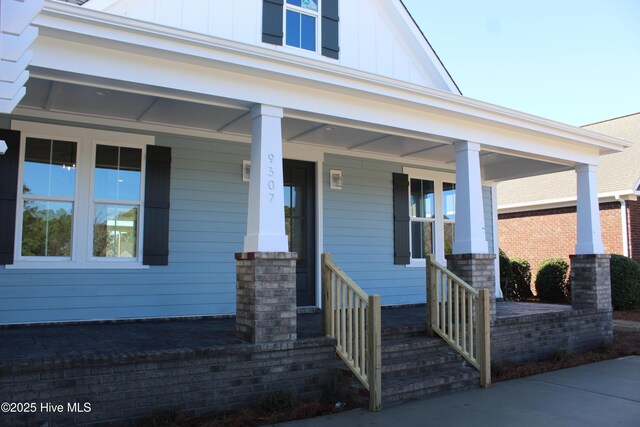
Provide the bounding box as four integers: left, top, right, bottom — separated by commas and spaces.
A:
0, 133, 249, 324
323, 155, 497, 306
0, 127, 497, 323
323, 155, 427, 305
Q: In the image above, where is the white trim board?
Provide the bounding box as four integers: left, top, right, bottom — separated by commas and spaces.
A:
498, 191, 638, 214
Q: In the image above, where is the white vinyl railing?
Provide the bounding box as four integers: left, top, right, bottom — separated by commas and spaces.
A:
322, 253, 382, 411
426, 255, 491, 388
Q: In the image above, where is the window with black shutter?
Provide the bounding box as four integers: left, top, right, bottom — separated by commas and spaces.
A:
8, 122, 165, 268
263, 0, 339, 59
392, 172, 410, 265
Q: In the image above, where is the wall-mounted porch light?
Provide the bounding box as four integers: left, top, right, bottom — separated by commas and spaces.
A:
242, 160, 251, 182
330, 169, 342, 190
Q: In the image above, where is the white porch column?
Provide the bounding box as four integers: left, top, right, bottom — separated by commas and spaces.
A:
243, 104, 288, 252
452, 141, 488, 254
575, 164, 605, 254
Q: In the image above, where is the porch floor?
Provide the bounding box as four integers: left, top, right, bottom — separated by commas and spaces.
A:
0, 302, 571, 363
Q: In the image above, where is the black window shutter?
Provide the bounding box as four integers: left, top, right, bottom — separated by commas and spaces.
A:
143, 145, 171, 266
321, 0, 339, 59
0, 130, 20, 265
263, 0, 284, 45
392, 172, 410, 265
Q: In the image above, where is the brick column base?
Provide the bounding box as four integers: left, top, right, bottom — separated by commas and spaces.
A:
570, 254, 612, 310
235, 252, 297, 343
445, 253, 497, 323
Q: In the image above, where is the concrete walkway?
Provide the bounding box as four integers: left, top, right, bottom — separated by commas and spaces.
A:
276, 357, 640, 427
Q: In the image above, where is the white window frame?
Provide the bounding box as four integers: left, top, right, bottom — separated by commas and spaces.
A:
283, 0, 321, 54
8, 121, 154, 269
404, 167, 456, 267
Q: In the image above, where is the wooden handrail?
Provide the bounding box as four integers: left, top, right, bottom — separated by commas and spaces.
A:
426, 255, 491, 388
322, 253, 382, 411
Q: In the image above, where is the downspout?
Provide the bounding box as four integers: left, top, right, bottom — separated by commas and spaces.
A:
620, 199, 629, 257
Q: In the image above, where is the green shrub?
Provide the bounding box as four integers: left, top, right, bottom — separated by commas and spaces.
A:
610, 254, 640, 310
507, 257, 533, 301
499, 249, 512, 299
535, 258, 570, 303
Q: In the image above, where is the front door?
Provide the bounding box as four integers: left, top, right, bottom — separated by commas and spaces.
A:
283, 160, 316, 306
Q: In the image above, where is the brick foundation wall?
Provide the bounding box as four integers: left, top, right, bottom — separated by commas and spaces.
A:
492, 309, 613, 363
498, 202, 623, 275
628, 200, 640, 263
0, 338, 338, 426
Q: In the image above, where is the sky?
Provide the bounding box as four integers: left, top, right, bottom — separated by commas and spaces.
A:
402, 0, 640, 127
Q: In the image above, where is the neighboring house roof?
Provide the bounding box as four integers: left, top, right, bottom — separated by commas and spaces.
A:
497, 112, 640, 210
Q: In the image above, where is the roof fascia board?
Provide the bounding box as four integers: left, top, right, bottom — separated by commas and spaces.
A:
498, 190, 637, 213
35, 2, 630, 156
28, 36, 612, 166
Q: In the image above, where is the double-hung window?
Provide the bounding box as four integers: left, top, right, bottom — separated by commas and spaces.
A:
21, 138, 76, 258
262, 0, 339, 59
442, 182, 456, 255
11, 122, 153, 269
405, 168, 456, 266
410, 179, 435, 259
285, 0, 319, 52
93, 145, 142, 259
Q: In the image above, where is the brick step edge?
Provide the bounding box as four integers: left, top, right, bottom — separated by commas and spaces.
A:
381, 336, 448, 354
381, 324, 428, 338
382, 367, 480, 396
383, 377, 480, 406
382, 355, 466, 376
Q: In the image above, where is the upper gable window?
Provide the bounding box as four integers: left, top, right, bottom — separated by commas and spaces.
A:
285, 0, 319, 52
262, 0, 339, 60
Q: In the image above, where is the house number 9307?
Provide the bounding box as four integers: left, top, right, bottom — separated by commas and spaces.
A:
267, 153, 275, 203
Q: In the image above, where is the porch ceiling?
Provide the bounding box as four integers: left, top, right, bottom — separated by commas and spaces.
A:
15, 77, 572, 181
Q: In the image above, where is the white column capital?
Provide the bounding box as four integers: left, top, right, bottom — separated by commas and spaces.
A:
454, 140, 481, 153
251, 104, 284, 120
575, 163, 598, 175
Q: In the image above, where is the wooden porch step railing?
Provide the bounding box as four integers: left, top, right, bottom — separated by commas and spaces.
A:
321, 253, 382, 411
426, 255, 491, 388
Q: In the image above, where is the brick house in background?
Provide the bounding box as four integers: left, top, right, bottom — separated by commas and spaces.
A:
498, 112, 640, 276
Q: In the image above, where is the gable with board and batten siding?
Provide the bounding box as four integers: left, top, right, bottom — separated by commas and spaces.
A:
82, 0, 458, 92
